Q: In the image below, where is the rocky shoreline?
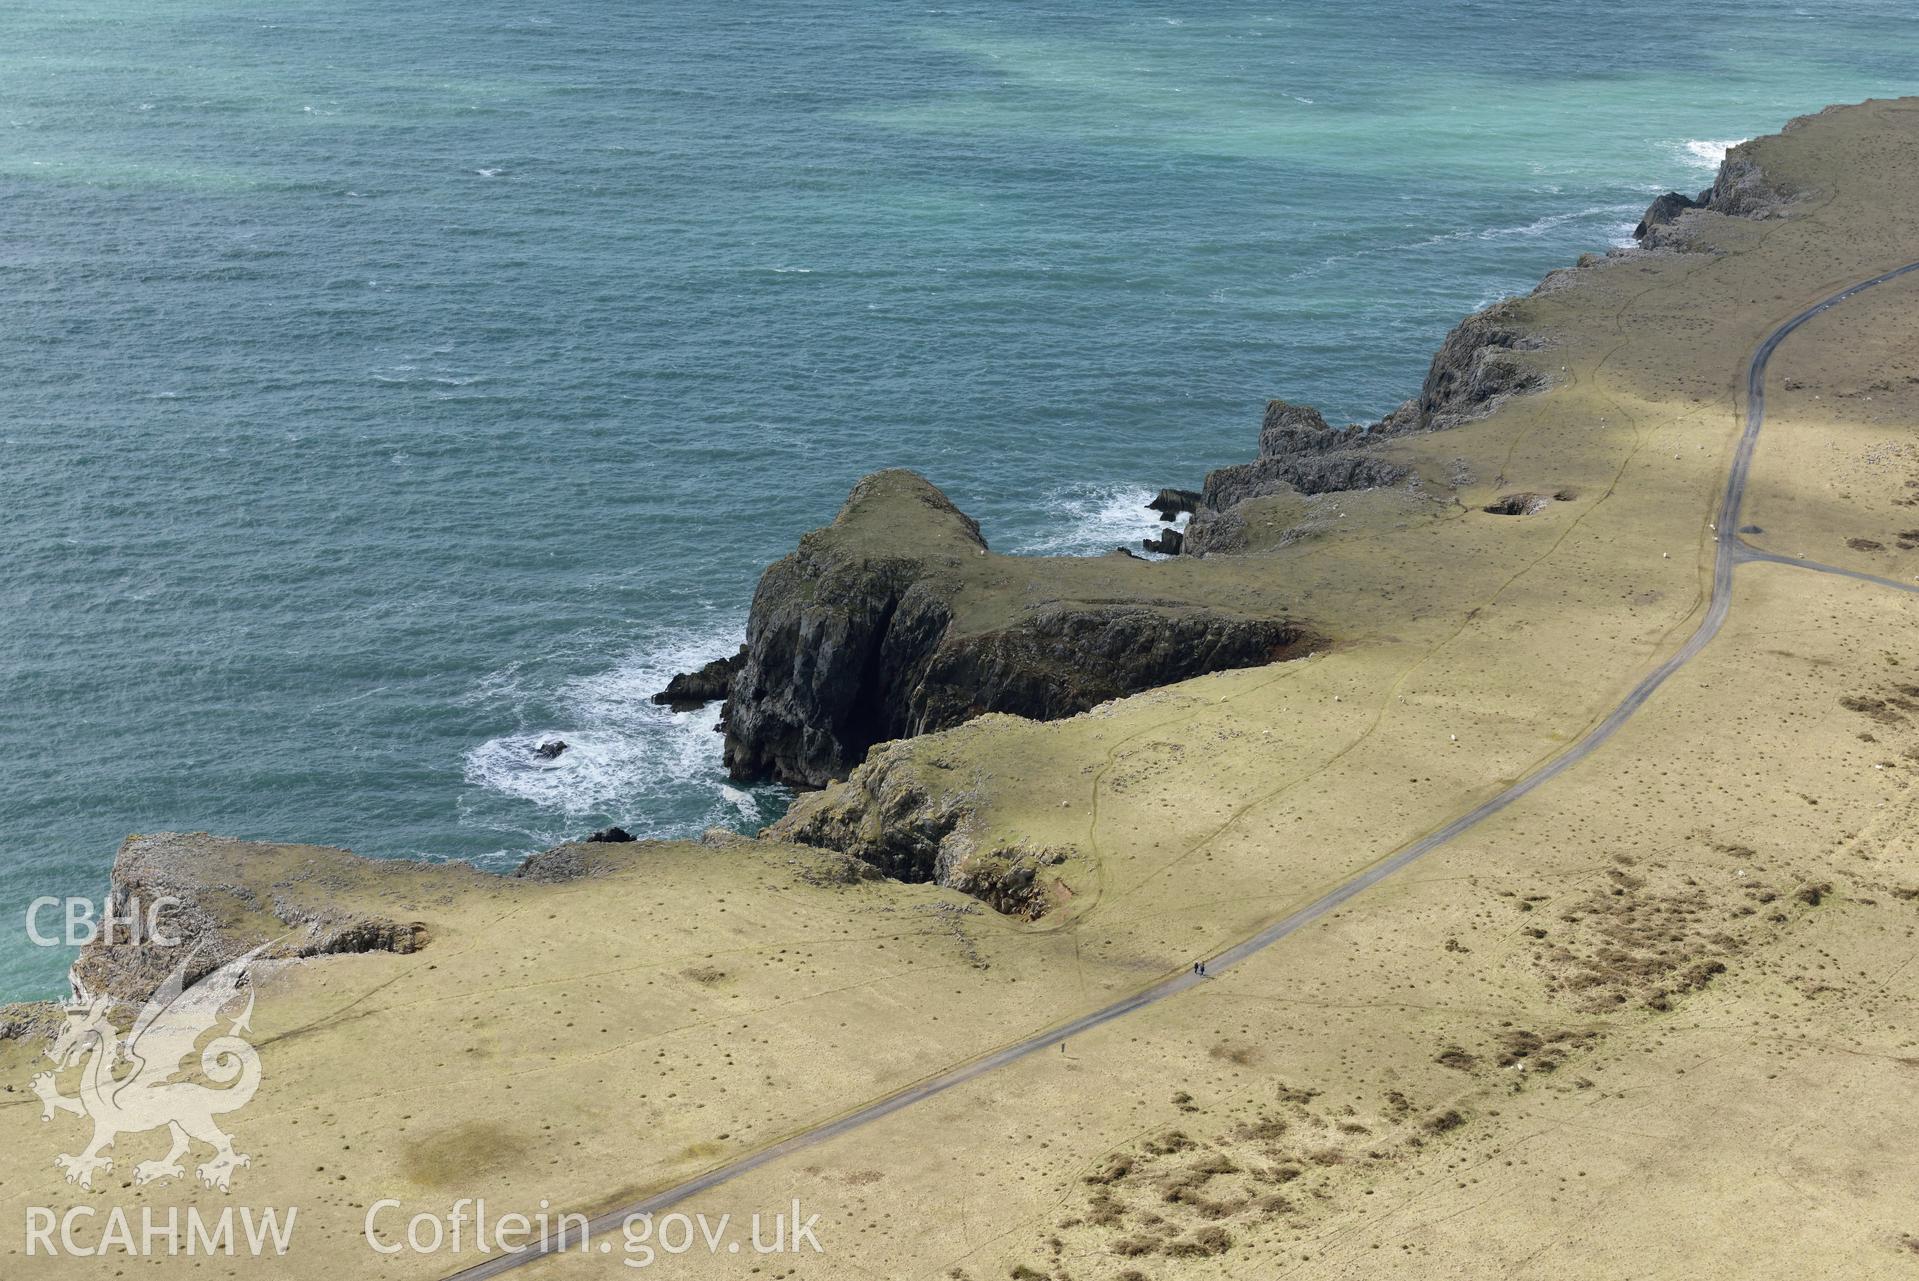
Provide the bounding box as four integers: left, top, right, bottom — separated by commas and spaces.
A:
658, 150, 1798, 791
652, 285, 1561, 789
0, 134, 1815, 1033
701, 469, 1320, 788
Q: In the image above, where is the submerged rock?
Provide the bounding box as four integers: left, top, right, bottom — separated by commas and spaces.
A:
719, 469, 1319, 788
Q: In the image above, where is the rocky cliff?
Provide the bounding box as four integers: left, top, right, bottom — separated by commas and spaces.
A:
766, 736, 1064, 918
69, 832, 437, 1005
1187, 298, 1548, 553
1633, 139, 1803, 251
689, 469, 1319, 788
1186, 140, 1806, 560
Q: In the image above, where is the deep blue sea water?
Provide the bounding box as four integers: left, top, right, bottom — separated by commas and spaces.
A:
3, 1, 1914, 998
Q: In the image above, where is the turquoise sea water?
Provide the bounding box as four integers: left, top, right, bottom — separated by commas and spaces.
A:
3, 1, 1915, 999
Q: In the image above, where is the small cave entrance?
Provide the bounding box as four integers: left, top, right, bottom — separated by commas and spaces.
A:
1483, 492, 1551, 516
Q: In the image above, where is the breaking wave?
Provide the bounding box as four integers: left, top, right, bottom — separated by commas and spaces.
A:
459, 620, 778, 858
1009, 483, 1181, 557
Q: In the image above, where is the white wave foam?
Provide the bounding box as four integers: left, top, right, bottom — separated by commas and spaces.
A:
1675, 138, 1745, 171
461, 620, 772, 841
721, 784, 761, 822
1009, 484, 1178, 557
1400, 203, 1646, 255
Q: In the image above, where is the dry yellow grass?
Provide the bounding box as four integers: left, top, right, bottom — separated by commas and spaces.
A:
6, 97, 1919, 1280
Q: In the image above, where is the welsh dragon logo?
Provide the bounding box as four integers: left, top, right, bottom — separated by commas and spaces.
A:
32, 946, 266, 1192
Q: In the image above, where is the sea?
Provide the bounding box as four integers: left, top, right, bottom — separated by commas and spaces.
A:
3, 0, 1914, 999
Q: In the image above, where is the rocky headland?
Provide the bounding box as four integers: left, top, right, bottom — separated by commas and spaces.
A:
12, 102, 1919, 1281
687, 469, 1319, 789
659, 277, 1562, 787
649, 133, 1812, 803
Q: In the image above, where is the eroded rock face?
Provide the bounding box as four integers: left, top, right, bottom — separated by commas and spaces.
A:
1636, 147, 1802, 251
1201, 451, 1411, 511
653, 646, 747, 711
1417, 300, 1546, 430
70, 833, 434, 1005
1148, 487, 1202, 520
1183, 295, 1552, 556
1182, 506, 1249, 556
768, 740, 1063, 918
719, 471, 981, 788
0, 1002, 61, 1045
1633, 190, 1705, 241
719, 470, 1319, 788
1706, 153, 1795, 218
1190, 141, 1806, 556
1198, 398, 1414, 513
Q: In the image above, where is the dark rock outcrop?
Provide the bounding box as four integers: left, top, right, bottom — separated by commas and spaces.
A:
1705, 152, 1794, 218
1637, 146, 1803, 250
653, 646, 747, 711
587, 825, 635, 843
1633, 190, 1704, 240
1415, 300, 1546, 431
534, 739, 568, 760
1186, 299, 1549, 553
1182, 506, 1250, 557
1256, 400, 1358, 457
1147, 488, 1202, 520
1142, 528, 1184, 556
1191, 140, 1806, 553
514, 842, 599, 883
1201, 451, 1411, 511
1196, 398, 1418, 514
719, 470, 1320, 788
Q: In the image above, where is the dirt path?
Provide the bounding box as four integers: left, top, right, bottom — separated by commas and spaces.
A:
442, 257, 1919, 1281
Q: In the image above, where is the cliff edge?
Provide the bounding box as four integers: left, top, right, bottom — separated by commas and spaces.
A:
710, 469, 1319, 787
